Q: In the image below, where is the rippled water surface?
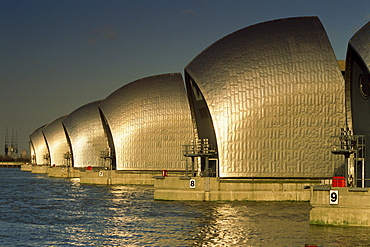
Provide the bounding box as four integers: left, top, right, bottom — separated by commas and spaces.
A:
1, 168, 370, 246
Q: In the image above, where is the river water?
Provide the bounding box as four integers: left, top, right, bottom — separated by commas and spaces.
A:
1, 168, 370, 246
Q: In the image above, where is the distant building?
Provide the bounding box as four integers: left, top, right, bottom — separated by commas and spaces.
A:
338, 60, 346, 76
4, 128, 18, 158
20, 149, 28, 159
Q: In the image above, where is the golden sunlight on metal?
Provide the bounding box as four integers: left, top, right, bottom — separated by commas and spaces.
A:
42, 116, 69, 166
63, 101, 108, 168
185, 17, 346, 178
99, 73, 194, 171
29, 124, 49, 165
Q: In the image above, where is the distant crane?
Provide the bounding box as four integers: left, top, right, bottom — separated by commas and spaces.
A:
4, 128, 8, 155
4, 128, 18, 158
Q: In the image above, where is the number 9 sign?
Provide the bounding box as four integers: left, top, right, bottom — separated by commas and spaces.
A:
329, 190, 339, 205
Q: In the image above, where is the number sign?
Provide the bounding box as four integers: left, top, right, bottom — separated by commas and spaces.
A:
329, 190, 339, 205
190, 179, 196, 189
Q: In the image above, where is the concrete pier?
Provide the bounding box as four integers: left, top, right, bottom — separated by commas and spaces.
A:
154, 177, 321, 201
47, 166, 80, 178
20, 163, 33, 171
79, 170, 183, 185
31, 165, 49, 174
310, 186, 370, 226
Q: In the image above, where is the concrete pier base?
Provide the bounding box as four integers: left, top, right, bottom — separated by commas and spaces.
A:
154, 177, 321, 201
47, 166, 80, 178
79, 170, 182, 185
31, 165, 49, 174
310, 186, 370, 226
20, 163, 33, 171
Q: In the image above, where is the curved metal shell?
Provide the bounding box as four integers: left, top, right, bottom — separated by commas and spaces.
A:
29, 141, 35, 161
62, 100, 108, 168
346, 21, 370, 131
29, 124, 49, 165
185, 17, 346, 178
345, 21, 370, 182
98, 73, 194, 171
42, 116, 70, 166
349, 22, 370, 71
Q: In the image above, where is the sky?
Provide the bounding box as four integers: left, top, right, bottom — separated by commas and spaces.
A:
1, 0, 369, 153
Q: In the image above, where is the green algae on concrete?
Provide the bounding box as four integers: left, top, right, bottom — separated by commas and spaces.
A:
310, 186, 370, 226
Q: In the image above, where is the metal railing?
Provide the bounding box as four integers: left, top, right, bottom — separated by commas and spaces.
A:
182, 139, 217, 177
331, 128, 366, 187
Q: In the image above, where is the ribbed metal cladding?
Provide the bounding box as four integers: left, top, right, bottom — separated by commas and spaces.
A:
63, 100, 109, 168
29, 124, 49, 165
345, 21, 370, 183
98, 73, 194, 171
349, 21, 370, 71
42, 116, 70, 166
185, 17, 346, 178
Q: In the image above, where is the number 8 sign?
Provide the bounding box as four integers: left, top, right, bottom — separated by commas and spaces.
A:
330, 190, 339, 205
190, 179, 196, 189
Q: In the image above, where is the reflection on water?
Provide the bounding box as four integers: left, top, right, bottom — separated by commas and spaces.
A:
1, 168, 370, 246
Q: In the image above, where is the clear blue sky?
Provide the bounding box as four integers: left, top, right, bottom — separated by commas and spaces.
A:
1, 0, 369, 153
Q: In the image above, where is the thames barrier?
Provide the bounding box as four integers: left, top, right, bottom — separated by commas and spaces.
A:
21, 17, 370, 226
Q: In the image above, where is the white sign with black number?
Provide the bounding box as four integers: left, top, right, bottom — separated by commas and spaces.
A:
329, 190, 339, 205
190, 179, 196, 189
